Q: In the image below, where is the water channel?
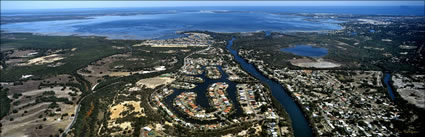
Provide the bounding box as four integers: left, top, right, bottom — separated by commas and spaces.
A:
164, 66, 243, 124
163, 38, 313, 137
226, 38, 313, 137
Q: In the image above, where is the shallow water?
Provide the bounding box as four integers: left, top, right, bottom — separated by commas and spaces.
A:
4, 6, 423, 40
2, 10, 342, 39
281, 45, 329, 58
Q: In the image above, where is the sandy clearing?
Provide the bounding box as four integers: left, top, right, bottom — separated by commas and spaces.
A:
108, 72, 131, 77
165, 121, 173, 126
109, 101, 145, 120
290, 58, 340, 68
136, 76, 175, 89
110, 122, 132, 132
160, 50, 177, 53
293, 61, 340, 68
25, 54, 64, 65
133, 43, 189, 48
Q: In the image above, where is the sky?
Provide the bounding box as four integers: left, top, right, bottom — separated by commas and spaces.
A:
1, 1, 424, 10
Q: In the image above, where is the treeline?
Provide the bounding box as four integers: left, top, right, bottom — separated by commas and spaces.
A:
0, 87, 11, 119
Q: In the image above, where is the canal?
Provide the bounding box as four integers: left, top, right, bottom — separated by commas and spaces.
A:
226, 38, 313, 137
164, 66, 244, 124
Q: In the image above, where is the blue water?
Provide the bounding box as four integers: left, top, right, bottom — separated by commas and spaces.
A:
281, 45, 328, 58
2, 6, 424, 16
2, 6, 423, 39
384, 73, 396, 100
227, 38, 313, 137
1, 10, 341, 39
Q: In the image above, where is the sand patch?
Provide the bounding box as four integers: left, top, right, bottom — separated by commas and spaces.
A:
160, 50, 177, 53
25, 54, 64, 65
108, 72, 131, 77
180, 49, 191, 52
109, 101, 145, 120
164, 121, 173, 126
109, 121, 132, 129
112, 46, 125, 49
290, 58, 340, 68
107, 101, 145, 135
136, 76, 175, 89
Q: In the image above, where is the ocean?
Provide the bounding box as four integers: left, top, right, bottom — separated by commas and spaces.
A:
1, 6, 424, 39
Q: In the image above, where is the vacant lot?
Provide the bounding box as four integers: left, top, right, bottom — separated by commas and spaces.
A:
136, 76, 175, 89
109, 101, 144, 120
290, 58, 341, 68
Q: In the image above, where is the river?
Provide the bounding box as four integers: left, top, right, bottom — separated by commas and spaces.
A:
226, 38, 313, 137
383, 73, 396, 101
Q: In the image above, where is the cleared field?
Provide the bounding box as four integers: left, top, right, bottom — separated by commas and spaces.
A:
289, 58, 340, 68
108, 72, 131, 77
24, 54, 64, 65
109, 101, 145, 120
136, 76, 175, 89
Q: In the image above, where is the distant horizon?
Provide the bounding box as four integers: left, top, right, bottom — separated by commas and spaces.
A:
2, 1, 424, 11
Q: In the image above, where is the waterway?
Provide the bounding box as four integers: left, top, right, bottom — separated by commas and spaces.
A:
383, 73, 396, 100
164, 66, 244, 124
226, 38, 313, 137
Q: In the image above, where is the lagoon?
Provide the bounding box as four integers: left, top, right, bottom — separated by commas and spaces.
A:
281, 45, 328, 58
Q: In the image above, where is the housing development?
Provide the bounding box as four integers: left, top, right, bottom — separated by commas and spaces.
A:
148, 38, 293, 136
